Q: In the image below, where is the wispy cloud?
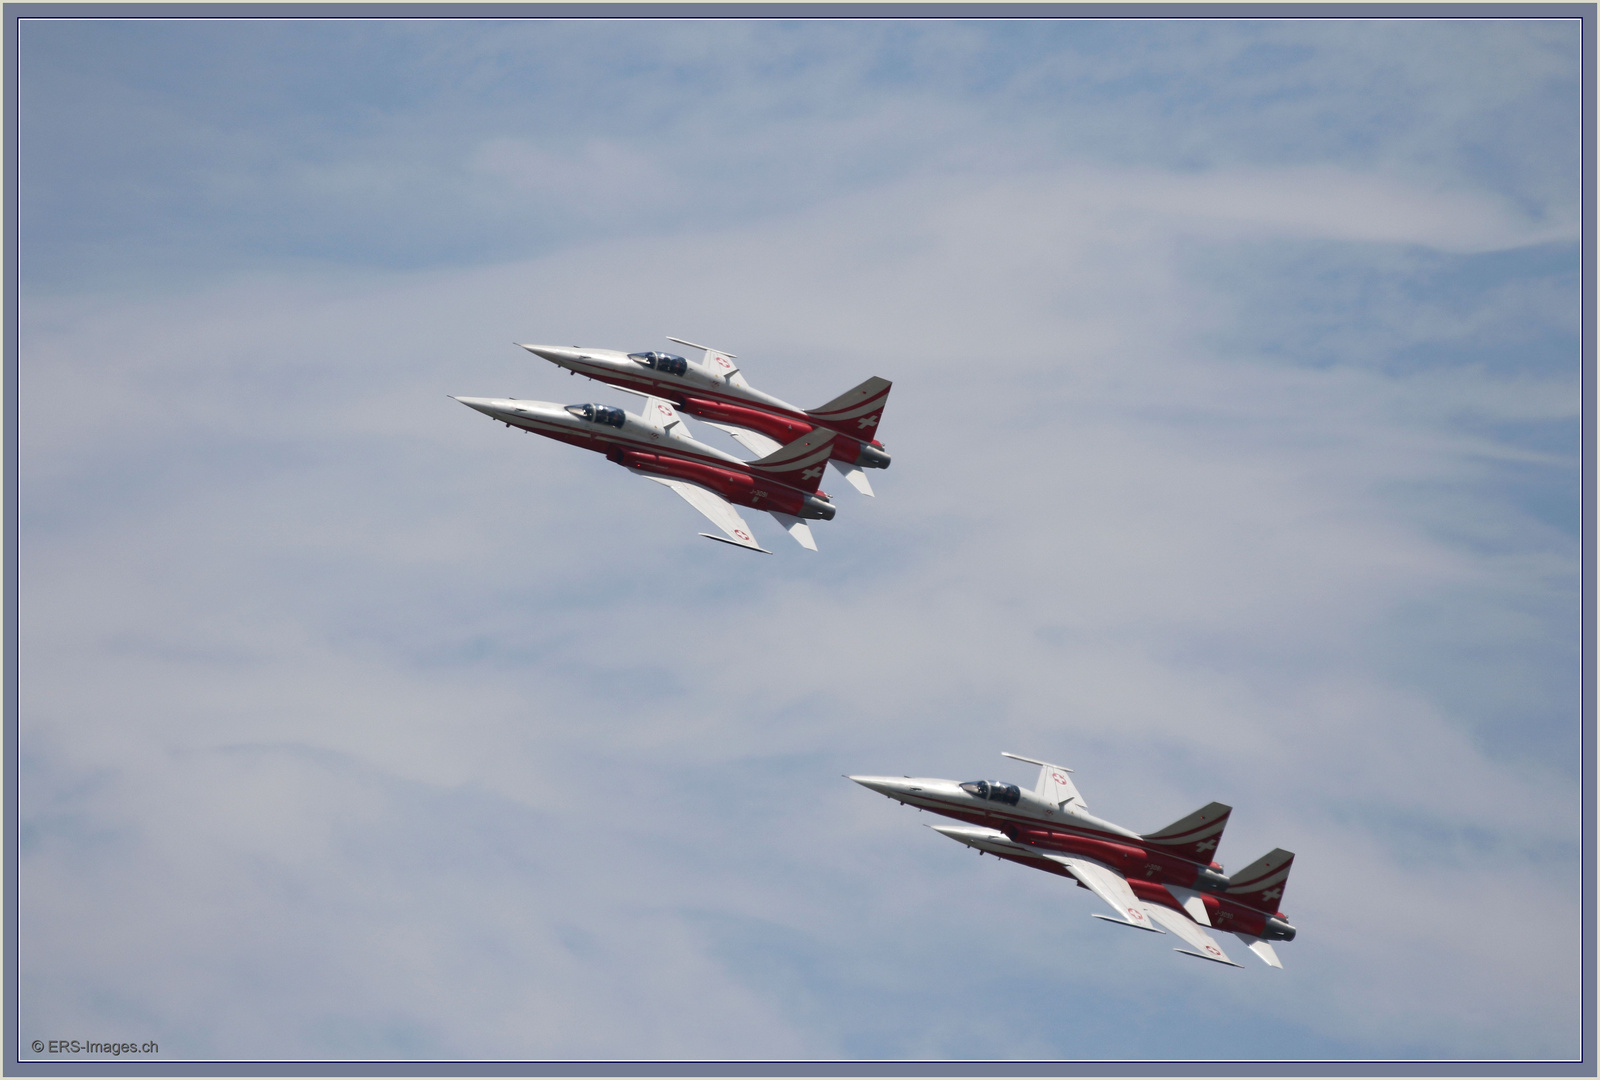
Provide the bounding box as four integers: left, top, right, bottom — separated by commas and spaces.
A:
18, 15, 1581, 1063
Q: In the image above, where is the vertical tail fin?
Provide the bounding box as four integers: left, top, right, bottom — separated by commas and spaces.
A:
807, 377, 891, 442
1140, 803, 1232, 864
748, 428, 836, 494
1224, 849, 1295, 913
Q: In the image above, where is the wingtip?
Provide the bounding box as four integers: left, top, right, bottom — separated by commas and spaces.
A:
697, 533, 773, 554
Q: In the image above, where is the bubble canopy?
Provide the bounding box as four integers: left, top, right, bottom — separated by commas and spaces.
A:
628, 351, 688, 375
960, 780, 1021, 806
565, 403, 625, 428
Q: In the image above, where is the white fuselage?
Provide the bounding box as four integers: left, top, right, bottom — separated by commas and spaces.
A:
520, 345, 805, 417
847, 776, 1144, 844
453, 397, 747, 469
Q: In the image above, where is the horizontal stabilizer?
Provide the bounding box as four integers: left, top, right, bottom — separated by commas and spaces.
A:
830, 459, 875, 496
1232, 934, 1284, 968
1164, 885, 1212, 926
768, 512, 817, 551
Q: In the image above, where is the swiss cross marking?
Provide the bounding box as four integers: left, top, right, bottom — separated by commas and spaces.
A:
1195, 838, 1217, 852
734, 530, 751, 541
856, 413, 879, 429
1261, 886, 1282, 901
802, 466, 823, 480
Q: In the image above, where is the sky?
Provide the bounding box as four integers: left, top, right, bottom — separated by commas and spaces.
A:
14, 14, 1585, 1064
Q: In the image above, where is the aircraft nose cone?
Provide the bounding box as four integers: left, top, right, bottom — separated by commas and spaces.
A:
847, 775, 907, 797
452, 396, 500, 417
519, 344, 580, 364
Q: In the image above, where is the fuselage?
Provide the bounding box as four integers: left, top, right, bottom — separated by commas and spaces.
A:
520, 345, 890, 470
934, 824, 1295, 941
454, 396, 835, 520
849, 775, 1230, 895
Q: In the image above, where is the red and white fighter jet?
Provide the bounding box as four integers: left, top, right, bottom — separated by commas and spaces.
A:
454, 393, 836, 552
517, 339, 891, 496
849, 753, 1296, 968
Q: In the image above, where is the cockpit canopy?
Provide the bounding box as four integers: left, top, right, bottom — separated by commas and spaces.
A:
565, 403, 626, 428
959, 780, 1021, 806
628, 351, 688, 376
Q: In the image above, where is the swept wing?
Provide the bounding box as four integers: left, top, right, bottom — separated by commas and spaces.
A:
1043, 855, 1158, 932
1002, 752, 1087, 811
1144, 903, 1242, 966
645, 477, 771, 553
1044, 853, 1240, 965
704, 421, 782, 458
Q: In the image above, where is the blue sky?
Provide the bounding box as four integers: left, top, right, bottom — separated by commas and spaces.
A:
16, 15, 1583, 1062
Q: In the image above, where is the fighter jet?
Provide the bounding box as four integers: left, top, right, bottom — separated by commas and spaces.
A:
848, 754, 1296, 968
454, 394, 836, 552
517, 339, 891, 496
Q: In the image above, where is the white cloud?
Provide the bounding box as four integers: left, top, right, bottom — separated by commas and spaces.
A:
18, 150, 1579, 1060
1075, 164, 1577, 253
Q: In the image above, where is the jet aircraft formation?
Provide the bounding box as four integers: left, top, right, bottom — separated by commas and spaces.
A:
850, 754, 1297, 968
454, 338, 891, 552
453, 345, 1296, 972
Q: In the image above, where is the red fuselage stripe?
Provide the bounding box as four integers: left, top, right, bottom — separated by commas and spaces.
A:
567, 361, 872, 460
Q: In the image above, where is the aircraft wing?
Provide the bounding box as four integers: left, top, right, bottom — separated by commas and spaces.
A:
1044, 855, 1159, 932
646, 477, 771, 553
1144, 904, 1242, 967
703, 422, 783, 459
1001, 752, 1087, 811
643, 396, 695, 440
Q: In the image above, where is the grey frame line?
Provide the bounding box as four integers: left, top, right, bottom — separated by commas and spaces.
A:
3, 3, 1592, 1077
